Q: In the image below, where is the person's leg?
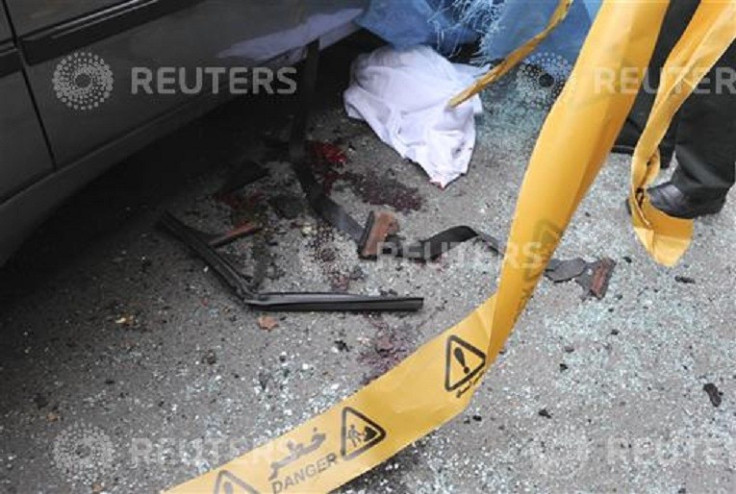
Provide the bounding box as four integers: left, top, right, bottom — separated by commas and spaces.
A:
614, 0, 700, 165
669, 41, 736, 200
647, 40, 736, 219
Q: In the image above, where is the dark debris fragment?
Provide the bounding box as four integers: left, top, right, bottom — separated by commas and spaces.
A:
703, 383, 723, 407
675, 276, 696, 285
545, 258, 587, 283
545, 257, 617, 300
334, 340, 351, 352
202, 349, 218, 366
577, 258, 617, 300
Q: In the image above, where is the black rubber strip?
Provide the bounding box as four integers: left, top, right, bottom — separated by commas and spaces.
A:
394, 226, 503, 260
158, 212, 424, 312
0, 42, 20, 78
20, 0, 205, 65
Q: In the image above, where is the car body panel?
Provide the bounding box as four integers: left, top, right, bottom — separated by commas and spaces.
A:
0, 3, 11, 41
0, 1, 55, 203
4, 0, 125, 35
0, 70, 55, 201
24, 0, 363, 165
0, 0, 366, 265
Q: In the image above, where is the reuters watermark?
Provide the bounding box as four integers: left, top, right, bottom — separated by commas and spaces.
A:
593, 66, 736, 96
53, 51, 299, 111
52, 422, 116, 485
51, 420, 736, 487
516, 51, 574, 110
130, 66, 298, 97
52, 52, 114, 111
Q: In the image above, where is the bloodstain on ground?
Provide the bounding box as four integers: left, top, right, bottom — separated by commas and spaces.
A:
309, 140, 423, 213
358, 316, 416, 384
213, 190, 266, 228
308, 141, 347, 195
340, 171, 424, 213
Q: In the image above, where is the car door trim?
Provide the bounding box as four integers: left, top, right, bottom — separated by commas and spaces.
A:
0, 42, 21, 78
20, 0, 205, 65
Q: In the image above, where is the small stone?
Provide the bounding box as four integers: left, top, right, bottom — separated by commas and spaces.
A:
318, 248, 336, 263
334, 340, 350, 352
375, 334, 395, 353
202, 349, 217, 366
257, 316, 279, 331
703, 383, 723, 407
349, 266, 366, 281
115, 315, 135, 326
675, 275, 696, 284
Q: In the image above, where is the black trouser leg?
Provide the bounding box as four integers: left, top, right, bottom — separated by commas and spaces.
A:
626, 0, 736, 200
670, 41, 736, 199
627, 0, 700, 159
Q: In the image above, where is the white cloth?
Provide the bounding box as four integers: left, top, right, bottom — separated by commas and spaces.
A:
344, 46, 485, 187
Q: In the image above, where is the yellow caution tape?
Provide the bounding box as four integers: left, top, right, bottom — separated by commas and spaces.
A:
629, 0, 736, 267
449, 0, 574, 108
165, 1, 735, 492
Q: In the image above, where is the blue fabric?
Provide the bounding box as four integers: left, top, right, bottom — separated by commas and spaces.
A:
357, 0, 604, 68
356, 0, 478, 54
582, 0, 602, 19
475, 0, 592, 69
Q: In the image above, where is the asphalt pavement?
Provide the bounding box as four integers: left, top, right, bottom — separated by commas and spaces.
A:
1, 39, 734, 493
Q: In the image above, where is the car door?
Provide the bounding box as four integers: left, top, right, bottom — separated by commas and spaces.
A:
0, 2, 54, 202
9, 0, 365, 166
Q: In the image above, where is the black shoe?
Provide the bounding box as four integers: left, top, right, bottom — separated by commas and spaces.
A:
648, 182, 726, 219
612, 119, 673, 169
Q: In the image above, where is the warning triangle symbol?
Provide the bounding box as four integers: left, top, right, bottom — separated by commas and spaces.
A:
213, 470, 259, 494
444, 335, 486, 391
340, 407, 387, 460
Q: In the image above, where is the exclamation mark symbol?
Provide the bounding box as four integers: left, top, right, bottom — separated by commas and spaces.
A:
454, 347, 470, 374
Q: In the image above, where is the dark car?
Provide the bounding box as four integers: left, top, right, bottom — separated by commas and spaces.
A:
0, 0, 366, 265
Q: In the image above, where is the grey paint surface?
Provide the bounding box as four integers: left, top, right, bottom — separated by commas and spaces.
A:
0, 2, 11, 41
0, 42, 734, 493
4, 0, 124, 35
0, 73, 54, 201
25, 0, 364, 165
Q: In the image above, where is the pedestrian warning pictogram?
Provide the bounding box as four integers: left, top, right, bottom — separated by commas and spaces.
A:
213, 470, 259, 494
444, 335, 486, 392
340, 407, 386, 460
